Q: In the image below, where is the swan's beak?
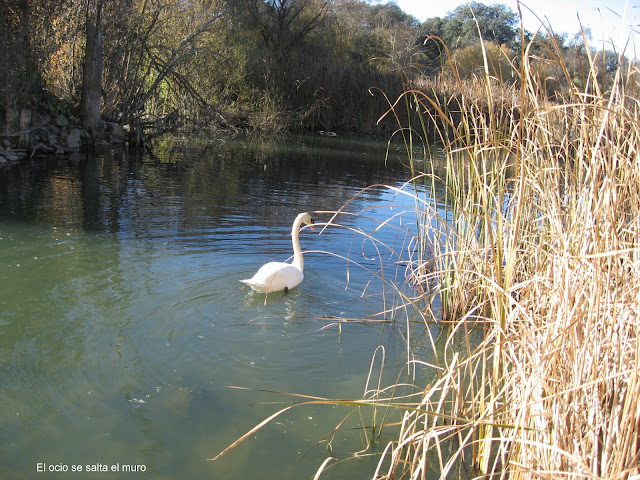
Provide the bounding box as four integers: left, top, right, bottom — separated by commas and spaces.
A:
309, 218, 316, 232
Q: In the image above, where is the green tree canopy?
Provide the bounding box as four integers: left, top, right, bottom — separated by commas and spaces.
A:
444, 1, 519, 48
418, 2, 519, 72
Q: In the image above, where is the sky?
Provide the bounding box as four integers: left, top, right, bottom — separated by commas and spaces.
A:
391, 0, 639, 56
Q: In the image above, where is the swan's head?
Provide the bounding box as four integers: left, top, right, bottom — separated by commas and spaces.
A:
298, 212, 315, 232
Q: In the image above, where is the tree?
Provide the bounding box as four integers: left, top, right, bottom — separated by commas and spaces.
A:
234, 0, 329, 96
593, 49, 621, 90
418, 2, 519, 73
452, 41, 514, 81
368, 2, 421, 70
1, 0, 69, 132
444, 2, 518, 48
81, 0, 103, 136
89, 0, 227, 138
419, 17, 448, 74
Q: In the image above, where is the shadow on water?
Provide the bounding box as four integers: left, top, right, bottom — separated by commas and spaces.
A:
1, 135, 424, 233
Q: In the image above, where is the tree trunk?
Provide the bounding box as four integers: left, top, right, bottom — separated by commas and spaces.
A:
81, 2, 103, 138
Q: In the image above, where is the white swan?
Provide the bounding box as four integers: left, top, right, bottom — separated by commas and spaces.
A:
240, 212, 315, 293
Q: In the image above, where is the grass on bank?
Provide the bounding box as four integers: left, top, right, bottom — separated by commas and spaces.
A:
210, 27, 640, 480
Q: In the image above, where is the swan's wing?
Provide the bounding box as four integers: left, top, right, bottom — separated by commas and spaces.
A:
240, 262, 304, 293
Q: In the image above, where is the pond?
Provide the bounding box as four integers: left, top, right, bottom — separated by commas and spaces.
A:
0, 134, 445, 479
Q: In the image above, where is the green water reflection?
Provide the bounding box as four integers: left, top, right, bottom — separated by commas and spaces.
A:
0, 135, 445, 479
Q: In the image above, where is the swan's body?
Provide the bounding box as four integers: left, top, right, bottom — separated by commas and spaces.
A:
240, 212, 315, 293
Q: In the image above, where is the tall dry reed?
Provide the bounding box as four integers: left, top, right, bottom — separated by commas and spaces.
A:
373, 26, 640, 480
209, 26, 639, 480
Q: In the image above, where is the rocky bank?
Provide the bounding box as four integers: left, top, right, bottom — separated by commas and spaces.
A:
0, 108, 127, 167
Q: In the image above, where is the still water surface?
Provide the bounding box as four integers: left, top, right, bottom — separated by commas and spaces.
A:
0, 135, 442, 479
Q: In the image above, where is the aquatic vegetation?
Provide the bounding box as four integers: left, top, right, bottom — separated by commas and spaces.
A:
210, 27, 640, 480
370, 26, 640, 480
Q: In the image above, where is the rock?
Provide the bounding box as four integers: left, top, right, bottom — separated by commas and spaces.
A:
54, 114, 69, 127
0, 156, 7, 165
47, 133, 59, 147
1, 147, 25, 162
106, 122, 126, 143
66, 129, 82, 149
31, 112, 51, 127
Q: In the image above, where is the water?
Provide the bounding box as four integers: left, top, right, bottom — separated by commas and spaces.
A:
0, 135, 442, 479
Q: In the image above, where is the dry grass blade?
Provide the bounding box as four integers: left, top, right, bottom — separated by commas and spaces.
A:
211, 14, 640, 480
372, 15, 640, 480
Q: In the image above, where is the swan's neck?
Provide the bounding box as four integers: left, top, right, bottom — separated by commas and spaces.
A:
291, 217, 304, 271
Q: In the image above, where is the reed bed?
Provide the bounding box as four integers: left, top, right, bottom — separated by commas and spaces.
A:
370, 30, 640, 480
210, 31, 640, 480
